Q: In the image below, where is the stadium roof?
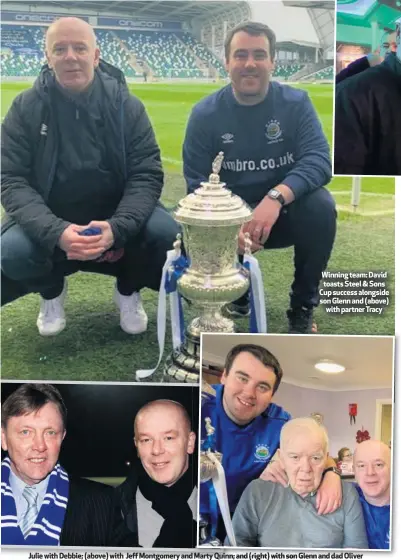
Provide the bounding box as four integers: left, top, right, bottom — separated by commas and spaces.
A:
337, 0, 401, 30
2, 0, 248, 21
283, 1, 334, 8
282, 0, 334, 52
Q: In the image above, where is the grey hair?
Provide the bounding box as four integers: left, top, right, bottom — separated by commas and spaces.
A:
280, 417, 329, 454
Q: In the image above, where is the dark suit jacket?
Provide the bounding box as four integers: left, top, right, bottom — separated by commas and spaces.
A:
60, 477, 138, 547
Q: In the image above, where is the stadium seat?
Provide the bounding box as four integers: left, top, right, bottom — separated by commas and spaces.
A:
115, 30, 204, 78
179, 32, 227, 78
1, 25, 45, 77
273, 63, 303, 80
2, 25, 320, 82
312, 66, 334, 80
95, 29, 140, 78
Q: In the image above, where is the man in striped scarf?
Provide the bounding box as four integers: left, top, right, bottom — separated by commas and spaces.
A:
1, 383, 137, 547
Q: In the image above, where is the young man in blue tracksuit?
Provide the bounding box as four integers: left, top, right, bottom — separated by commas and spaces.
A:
183, 21, 336, 334
353, 440, 391, 549
200, 343, 342, 543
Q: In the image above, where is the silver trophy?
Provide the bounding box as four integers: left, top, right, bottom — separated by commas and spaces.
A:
164, 152, 252, 382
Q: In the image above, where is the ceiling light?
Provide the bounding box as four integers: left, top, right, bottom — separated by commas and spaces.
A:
314, 360, 345, 374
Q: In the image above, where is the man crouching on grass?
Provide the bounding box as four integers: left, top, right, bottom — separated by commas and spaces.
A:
1, 17, 179, 336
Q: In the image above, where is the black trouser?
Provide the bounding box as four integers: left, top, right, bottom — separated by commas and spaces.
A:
237, 187, 337, 309
1, 205, 181, 305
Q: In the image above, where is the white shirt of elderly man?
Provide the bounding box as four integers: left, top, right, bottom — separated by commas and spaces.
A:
230, 418, 368, 548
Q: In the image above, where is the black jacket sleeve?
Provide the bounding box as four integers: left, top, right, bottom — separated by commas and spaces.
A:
108, 484, 140, 547
116, 470, 140, 538
1, 94, 70, 253
334, 76, 372, 175
108, 96, 163, 247
61, 478, 139, 547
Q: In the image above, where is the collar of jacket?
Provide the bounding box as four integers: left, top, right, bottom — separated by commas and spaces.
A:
33, 58, 129, 197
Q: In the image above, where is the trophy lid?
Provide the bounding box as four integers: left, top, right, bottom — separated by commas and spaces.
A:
175, 152, 252, 226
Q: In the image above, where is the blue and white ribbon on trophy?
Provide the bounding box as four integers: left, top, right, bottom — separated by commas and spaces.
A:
207, 453, 237, 547
243, 232, 267, 333
136, 236, 188, 380
165, 251, 187, 349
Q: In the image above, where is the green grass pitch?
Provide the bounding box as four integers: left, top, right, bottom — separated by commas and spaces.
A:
1, 81, 395, 381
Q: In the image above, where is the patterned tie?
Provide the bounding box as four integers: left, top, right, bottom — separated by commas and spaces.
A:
21, 486, 38, 538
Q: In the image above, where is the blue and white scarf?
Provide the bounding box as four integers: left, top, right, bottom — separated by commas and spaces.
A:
1, 457, 69, 545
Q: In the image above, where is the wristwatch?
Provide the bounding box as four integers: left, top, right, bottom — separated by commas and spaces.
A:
322, 466, 341, 477
267, 189, 286, 206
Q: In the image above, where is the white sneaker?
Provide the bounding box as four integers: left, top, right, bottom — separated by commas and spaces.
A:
36, 281, 67, 336
114, 288, 148, 334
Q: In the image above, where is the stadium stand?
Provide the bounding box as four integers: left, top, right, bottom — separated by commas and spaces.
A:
1, 24, 37, 50
0, 26, 320, 82
180, 32, 227, 77
0, 1, 333, 83
1, 25, 45, 76
95, 30, 140, 78
1, 51, 43, 76
273, 62, 303, 79
312, 66, 334, 80
115, 30, 204, 78
300, 64, 334, 81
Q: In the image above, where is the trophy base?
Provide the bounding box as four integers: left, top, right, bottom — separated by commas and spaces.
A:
199, 514, 222, 547
163, 309, 236, 383
163, 331, 201, 383
198, 538, 222, 547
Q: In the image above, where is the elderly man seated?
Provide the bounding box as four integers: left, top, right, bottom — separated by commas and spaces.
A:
230, 418, 368, 548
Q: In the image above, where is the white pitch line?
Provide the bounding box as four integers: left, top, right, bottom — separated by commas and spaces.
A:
332, 190, 394, 198
336, 207, 395, 216
162, 156, 182, 165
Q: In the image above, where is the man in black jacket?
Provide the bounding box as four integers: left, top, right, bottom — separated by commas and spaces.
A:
117, 400, 198, 548
1, 383, 138, 547
335, 32, 397, 85
334, 24, 401, 175
1, 17, 179, 336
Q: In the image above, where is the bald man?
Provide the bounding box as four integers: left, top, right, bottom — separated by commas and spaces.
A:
354, 440, 391, 549
117, 400, 198, 548
1, 17, 180, 335
230, 418, 368, 548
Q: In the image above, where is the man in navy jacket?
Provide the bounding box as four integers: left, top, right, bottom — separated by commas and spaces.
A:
183, 21, 335, 334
